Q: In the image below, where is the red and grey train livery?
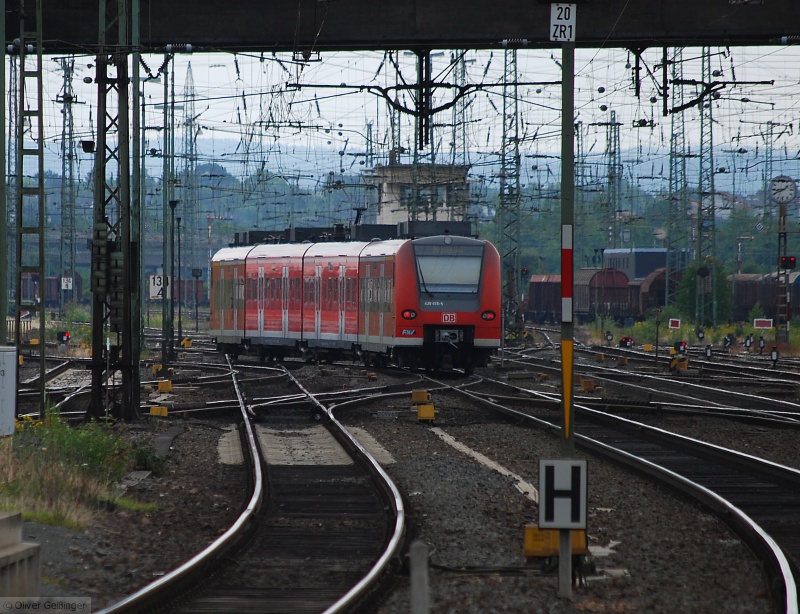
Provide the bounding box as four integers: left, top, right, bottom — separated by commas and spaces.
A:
209, 234, 501, 373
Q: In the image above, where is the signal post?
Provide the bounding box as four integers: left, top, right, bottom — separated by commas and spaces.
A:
545, 3, 588, 600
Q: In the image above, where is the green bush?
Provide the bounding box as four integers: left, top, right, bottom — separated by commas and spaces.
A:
4, 413, 166, 528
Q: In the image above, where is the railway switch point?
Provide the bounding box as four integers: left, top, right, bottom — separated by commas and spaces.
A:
158, 380, 174, 393
617, 356, 628, 366
149, 406, 169, 417
180, 338, 193, 348
595, 353, 605, 363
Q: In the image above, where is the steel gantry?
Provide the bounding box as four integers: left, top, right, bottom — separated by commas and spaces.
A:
57, 56, 78, 315
87, 0, 140, 420
13, 0, 47, 412
497, 48, 522, 322
694, 47, 717, 329
665, 48, 690, 308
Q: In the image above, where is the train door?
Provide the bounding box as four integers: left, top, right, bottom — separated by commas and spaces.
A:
215, 266, 224, 332
232, 266, 240, 335
378, 263, 386, 345
257, 266, 264, 335
315, 265, 322, 337
281, 266, 289, 338
362, 264, 371, 342
337, 265, 346, 341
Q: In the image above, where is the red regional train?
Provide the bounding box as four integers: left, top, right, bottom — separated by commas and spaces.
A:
210, 234, 502, 373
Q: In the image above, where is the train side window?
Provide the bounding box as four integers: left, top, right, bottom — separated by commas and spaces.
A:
346, 278, 353, 310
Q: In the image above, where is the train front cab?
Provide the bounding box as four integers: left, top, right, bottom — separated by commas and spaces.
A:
392, 235, 501, 374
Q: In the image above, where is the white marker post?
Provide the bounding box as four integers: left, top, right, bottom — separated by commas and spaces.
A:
552, 2, 578, 600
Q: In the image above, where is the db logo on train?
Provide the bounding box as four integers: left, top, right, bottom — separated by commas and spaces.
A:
442, 313, 457, 323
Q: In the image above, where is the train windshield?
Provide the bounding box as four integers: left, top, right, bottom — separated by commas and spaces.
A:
414, 245, 484, 294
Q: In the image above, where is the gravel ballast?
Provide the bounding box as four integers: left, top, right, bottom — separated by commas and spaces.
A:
20, 362, 788, 613
340, 408, 774, 614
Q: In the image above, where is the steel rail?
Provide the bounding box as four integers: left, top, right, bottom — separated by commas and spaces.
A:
281, 366, 407, 614
573, 429, 799, 614
429, 375, 799, 614
96, 356, 264, 614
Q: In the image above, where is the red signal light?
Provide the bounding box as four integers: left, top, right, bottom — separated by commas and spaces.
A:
781, 256, 796, 269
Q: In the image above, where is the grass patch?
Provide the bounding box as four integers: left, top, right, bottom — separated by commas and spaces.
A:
19, 509, 85, 531
106, 496, 159, 513
1, 412, 164, 529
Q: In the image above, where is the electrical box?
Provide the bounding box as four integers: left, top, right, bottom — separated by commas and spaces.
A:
0, 347, 18, 436
523, 524, 590, 557
411, 389, 430, 404
416, 404, 436, 421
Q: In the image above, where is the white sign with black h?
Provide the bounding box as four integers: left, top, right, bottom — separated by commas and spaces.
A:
538, 459, 587, 529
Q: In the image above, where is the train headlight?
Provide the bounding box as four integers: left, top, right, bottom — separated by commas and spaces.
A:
481, 310, 497, 321
401, 309, 417, 320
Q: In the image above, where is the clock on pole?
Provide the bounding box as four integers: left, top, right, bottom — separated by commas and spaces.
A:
769, 175, 797, 204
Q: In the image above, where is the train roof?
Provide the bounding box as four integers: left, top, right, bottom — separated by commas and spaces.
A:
574, 267, 629, 286
411, 234, 485, 246
211, 246, 255, 263
640, 267, 667, 292
360, 239, 410, 258
529, 274, 561, 283
731, 272, 800, 284
603, 247, 667, 254
247, 243, 315, 259
302, 242, 371, 258
213, 235, 492, 262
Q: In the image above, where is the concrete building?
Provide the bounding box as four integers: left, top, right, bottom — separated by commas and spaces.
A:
366, 151, 470, 225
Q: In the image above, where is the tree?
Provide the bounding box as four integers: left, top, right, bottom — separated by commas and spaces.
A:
676, 259, 732, 324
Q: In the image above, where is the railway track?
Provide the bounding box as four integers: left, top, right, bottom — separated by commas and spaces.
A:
98, 359, 405, 614
437, 374, 800, 613
505, 345, 800, 424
